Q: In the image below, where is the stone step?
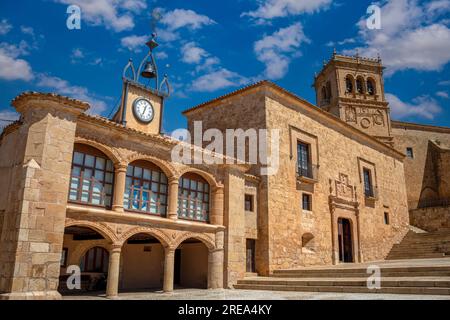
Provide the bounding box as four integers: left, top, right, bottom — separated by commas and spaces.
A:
234, 283, 450, 295
237, 277, 450, 288
273, 265, 450, 277
273, 271, 450, 278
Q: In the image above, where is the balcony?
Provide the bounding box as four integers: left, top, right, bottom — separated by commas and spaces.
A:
297, 164, 319, 183
364, 186, 379, 200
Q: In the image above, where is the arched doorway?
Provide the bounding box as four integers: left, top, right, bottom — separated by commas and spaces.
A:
338, 218, 354, 263
59, 226, 111, 295
174, 238, 209, 289
120, 233, 165, 292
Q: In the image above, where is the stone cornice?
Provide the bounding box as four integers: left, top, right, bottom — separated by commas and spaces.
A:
182, 81, 404, 161
11, 92, 90, 115
392, 120, 450, 134
66, 204, 226, 232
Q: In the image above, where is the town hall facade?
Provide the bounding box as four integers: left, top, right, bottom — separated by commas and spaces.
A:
0, 38, 449, 299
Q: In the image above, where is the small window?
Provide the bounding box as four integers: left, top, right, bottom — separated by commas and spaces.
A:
363, 168, 374, 198
302, 194, 312, 211
345, 76, 354, 93
367, 79, 375, 95
406, 147, 414, 159
245, 194, 254, 212
384, 212, 390, 225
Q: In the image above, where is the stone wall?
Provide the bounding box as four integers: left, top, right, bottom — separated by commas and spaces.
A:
185, 82, 410, 279
410, 206, 450, 232
391, 122, 450, 209
265, 91, 409, 271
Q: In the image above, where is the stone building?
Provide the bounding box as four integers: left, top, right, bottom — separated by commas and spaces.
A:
0, 41, 448, 299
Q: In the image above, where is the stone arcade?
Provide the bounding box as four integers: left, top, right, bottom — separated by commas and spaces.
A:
0, 39, 449, 299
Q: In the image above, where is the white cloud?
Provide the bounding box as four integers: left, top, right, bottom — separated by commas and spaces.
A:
439, 80, 450, 86
436, 91, 449, 98
181, 42, 209, 64
155, 28, 179, 42
160, 9, 216, 31
190, 68, 249, 92
71, 48, 85, 60
155, 51, 168, 60
0, 110, 20, 121
344, 0, 450, 76
242, 0, 332, 21
0, 19, 13, 35
36, 74, 108, 114
20, 26, 35, 36
254, 22, 310, 79
54, 0, 146, 32
120, 34, 148, 52
386, 93, 442, 120
0, 41, 33, 81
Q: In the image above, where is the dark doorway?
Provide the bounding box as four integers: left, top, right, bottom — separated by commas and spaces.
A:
246, 239, 256, 273
338, 218, 354, 263
174, 249, 181, 286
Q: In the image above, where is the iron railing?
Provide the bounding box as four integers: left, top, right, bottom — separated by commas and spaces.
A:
297, 164, 319, 181
364, 186, 379, 199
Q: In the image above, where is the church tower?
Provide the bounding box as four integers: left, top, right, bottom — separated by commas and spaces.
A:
313, 52, 393, 146
112, 34, 170, 135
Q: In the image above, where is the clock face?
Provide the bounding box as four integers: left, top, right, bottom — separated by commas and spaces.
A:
133, 98, 154, 123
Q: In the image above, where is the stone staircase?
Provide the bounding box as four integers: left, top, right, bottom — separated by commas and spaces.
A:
234, 259, 450, 295
386, 230, 450, 260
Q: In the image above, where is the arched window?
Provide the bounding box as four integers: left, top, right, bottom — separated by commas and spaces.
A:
345, 76, 354, 93
367, 79, 375, 95
178, 173, 210, 222
321, 86, 327, 100
326, 81, 332, 99
356, 77, 364, 94
124, 160, 168, 216
302, 233, 315, 253
80, 246, 109, 273
69, 144, 114, 208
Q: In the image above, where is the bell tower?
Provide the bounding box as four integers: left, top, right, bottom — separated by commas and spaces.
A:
112, 34, 170, 135
313, 52, 393, 146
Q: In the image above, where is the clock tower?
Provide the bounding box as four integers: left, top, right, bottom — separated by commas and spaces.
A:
112, 34, 170, 135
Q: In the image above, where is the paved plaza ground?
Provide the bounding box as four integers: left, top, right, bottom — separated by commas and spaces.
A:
63, 288, 450, 300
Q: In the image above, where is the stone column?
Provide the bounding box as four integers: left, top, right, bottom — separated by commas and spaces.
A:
208, 230, 224, 289
210, 186, 224, 225
167, 177, 179, 220
106, 245, 122, 299
112, 164, 127, 213
163, 247, 175, 292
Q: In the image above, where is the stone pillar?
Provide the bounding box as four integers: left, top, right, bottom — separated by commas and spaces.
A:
210, 186, 224, 225
167, 177, 179, 220
112, 164, 127, 212
106, 245, 122, 299
0, 93, 88, 300
163, 247, 175, 292
208, 230, 224, 289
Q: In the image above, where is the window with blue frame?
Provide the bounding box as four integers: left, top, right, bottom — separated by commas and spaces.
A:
124, 161, 168, 216
178, 173, 210, 222
363, 168, 374, 197
297, 142, 312, 178
69, 144, 114, 208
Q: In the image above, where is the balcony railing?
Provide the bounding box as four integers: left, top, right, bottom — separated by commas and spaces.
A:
364, 186, 378, 199
297, 164, 319, 182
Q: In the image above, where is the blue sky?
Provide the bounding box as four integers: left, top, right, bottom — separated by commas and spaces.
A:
0, 0, 449, 133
